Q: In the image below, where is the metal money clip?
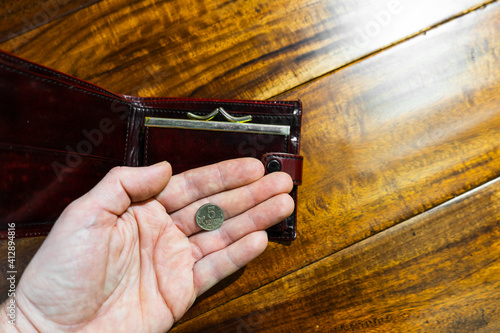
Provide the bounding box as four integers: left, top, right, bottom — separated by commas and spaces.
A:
144, 107, 290, 136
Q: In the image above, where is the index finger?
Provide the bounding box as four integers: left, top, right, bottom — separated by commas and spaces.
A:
156, 158, 265, 213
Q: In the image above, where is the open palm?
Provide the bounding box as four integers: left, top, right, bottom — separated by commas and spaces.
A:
9, 158, 294, 332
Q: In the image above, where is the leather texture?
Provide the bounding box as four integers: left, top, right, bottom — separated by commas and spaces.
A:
262, 153, 303, 185
0, 49, 303, 241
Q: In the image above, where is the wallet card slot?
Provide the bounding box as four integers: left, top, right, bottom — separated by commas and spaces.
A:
144, 117, 290, 136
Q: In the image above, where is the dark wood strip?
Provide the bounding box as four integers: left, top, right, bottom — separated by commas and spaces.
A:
0, 237, 46, 302
172, 177, 500, 332
0, 0, 103, 43
0, 0, 493, 99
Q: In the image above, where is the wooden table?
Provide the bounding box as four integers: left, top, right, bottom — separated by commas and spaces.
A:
1, 0, 499, 331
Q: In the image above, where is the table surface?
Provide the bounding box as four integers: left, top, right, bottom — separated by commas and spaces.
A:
1, 0, 499, 332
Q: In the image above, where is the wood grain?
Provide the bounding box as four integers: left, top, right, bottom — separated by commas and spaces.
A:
0, 0, 102, 43
176, 2, 500, 321
0, 0, 493, 100
0, 237, 46, 302
172, 177, 500, 332
2, 0, 496, 310
0, 0, 498, 330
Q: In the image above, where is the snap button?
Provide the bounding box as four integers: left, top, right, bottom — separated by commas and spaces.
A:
266, 159, 282, 173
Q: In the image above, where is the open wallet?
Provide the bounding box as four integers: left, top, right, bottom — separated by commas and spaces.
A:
0, 49, 303, 241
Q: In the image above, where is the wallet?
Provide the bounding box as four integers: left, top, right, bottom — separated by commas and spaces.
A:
0, 49, 303, 241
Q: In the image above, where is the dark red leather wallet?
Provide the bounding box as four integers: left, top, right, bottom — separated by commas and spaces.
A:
0, 49, 303, 241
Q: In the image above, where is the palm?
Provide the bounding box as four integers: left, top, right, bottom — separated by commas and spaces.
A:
13, 159, 294, 333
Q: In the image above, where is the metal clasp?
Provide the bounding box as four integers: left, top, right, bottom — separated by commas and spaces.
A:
144, 107, 290, 136
187, 107, 252, 123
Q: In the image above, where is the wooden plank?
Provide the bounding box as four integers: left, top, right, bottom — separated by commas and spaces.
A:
0, 0, 493, 100
0, 237, 46, 302
2, 0, 500, 320
0, 0, 103, 43
174, 2, 500, 322
172, 177, 500, 332
1, 0, 500, 323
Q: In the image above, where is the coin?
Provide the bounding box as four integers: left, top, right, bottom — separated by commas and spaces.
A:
195, 203, 225, 231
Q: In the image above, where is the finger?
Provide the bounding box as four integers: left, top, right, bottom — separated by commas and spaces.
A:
156, 158, 264, 213
189, 194, 294, 257
193, 231, 268, 296
80, 161, 172, 217
171, 172, 293, 236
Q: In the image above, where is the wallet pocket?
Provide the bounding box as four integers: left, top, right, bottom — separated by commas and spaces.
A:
138, 105, 302, 240
0, 146, 118, 237
0, 49, 303, 241
144, 126, 290, 173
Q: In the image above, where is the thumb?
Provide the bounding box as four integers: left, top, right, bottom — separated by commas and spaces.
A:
82, 161, 172, 216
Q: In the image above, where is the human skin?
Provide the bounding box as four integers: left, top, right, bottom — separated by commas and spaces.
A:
0, 158, 294, 332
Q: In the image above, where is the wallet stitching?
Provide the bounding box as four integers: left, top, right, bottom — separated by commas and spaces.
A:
0, 54, 301, 113
130, 96, 295, 106
0, 62, 300, 239
2, 222, 54, 227
0, 223, 53, 238
145, 127, 150, 165
265, 154, 303, 161
133, 100, 295, 109
139, 108, 296, 119
141, 108, 295, 165
264, 154, 303, 185
0, 64, 123, 104
0, 52, 116, 97
0, 64, 131, 165
123, 108, 132, 165
0, 231, 49, 239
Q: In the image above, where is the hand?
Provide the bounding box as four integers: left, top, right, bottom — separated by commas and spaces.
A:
1, 158, 294, 332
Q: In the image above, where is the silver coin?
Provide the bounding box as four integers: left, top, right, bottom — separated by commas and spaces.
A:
195, 203, 224, 231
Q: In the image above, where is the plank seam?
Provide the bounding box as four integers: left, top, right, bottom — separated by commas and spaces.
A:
176, 171, 500, 328
175, 0, 500, 326
0, 0, 106, 44
271, 0, 500, 100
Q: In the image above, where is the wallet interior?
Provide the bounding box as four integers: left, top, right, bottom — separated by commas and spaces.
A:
0, 49, 302, 241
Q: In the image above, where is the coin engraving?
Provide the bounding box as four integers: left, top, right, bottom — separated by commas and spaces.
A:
196, 204, 224, 231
